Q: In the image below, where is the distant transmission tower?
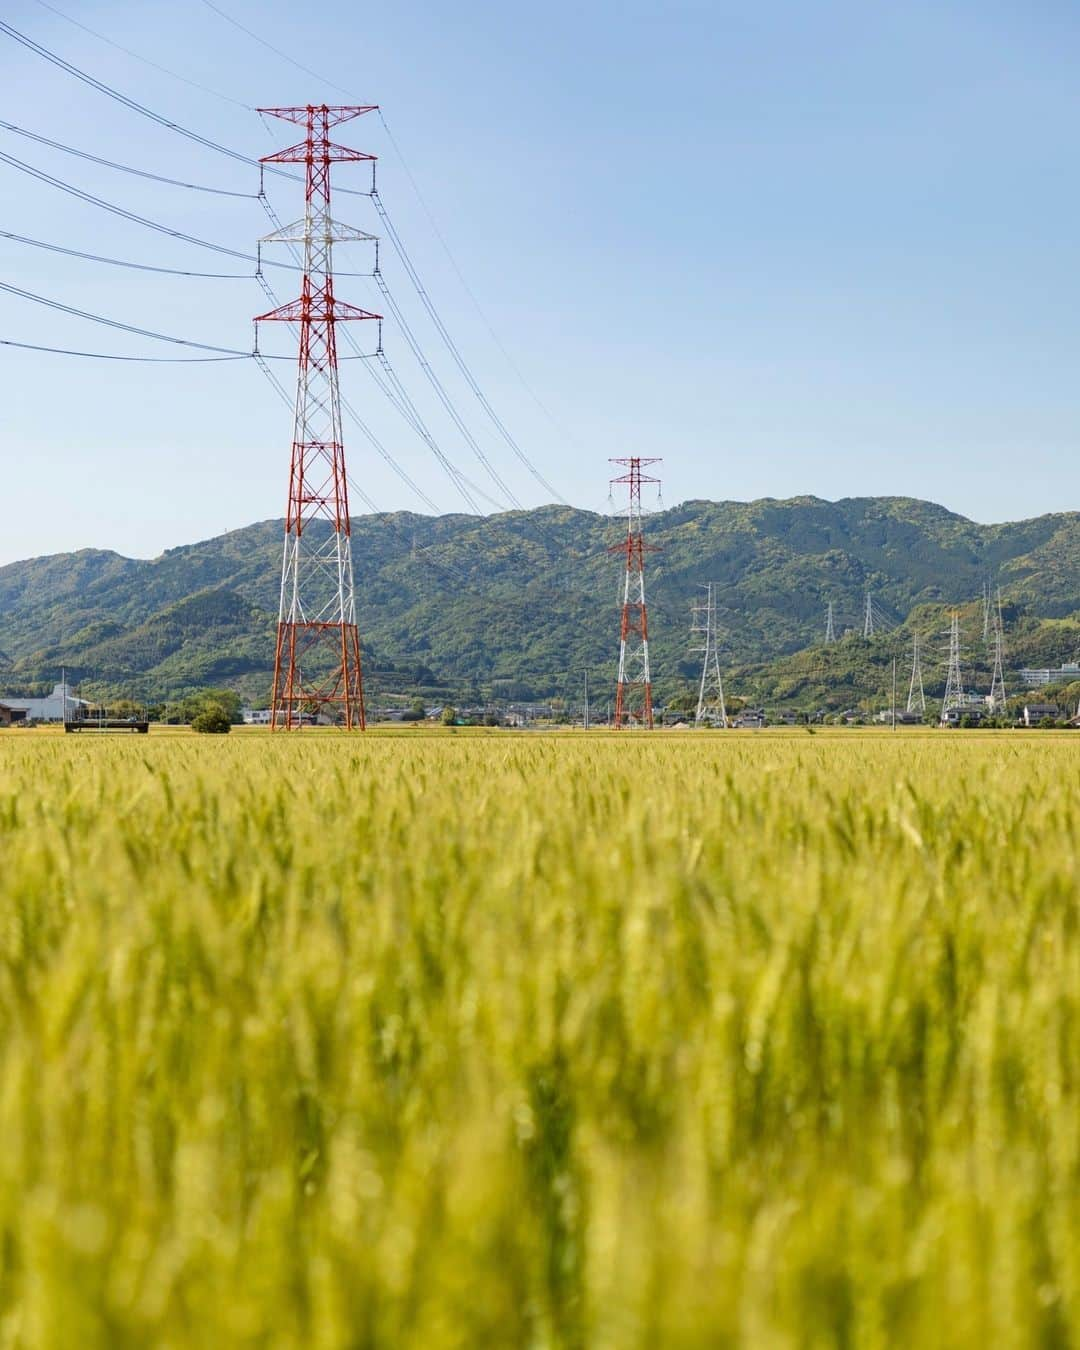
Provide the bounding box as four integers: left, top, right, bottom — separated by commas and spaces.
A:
988, 589, 1007, 712
907, 628, 926, 715
256, 104, 381, 730
863, 589, 875, 638
981, 578, 993, 643
825, 600, 836, 643
940, 612, 965, 725
610, 457, 661, 729
692, 583, 728, 727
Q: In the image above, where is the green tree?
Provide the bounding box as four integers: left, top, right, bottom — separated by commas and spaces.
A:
191, 702, 232, 735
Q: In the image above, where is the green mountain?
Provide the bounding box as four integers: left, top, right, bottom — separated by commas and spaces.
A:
3, 496, 1080, 709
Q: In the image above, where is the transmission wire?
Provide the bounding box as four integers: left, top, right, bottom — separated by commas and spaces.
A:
30, 0, 254, 110
0, 118, 258, 197
0, 18, 370, 196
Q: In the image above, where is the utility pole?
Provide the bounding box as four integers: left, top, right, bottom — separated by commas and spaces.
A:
940, 611, 965, 726
907, 628, 926, 716
863, 589, 874, 639
891, 655, 897, 730
610, 457, 661, 730
583, 668, 590, 730
691, 582, 729, 727
256, 104, 380, 729
825, 600, 836, 643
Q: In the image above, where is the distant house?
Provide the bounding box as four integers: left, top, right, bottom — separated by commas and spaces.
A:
241, 709, 272, 725
0, 703, 27, 728
732, 708, 766, 729
1023, 703, 1060, 727
0, 681, 88, 723
1018, 664, 1080, 688
941, 705, 989, 727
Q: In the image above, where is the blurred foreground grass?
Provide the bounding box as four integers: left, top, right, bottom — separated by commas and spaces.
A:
0, 730, 1077, 1347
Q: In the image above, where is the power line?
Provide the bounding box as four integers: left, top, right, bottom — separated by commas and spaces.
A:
0, 147, 276, 267
0, 18, 259, 166
255, 196, 480, 515
4, 12, 568, 515
197, 0, 357, 99
371, 262, 522, 508
0, 118, 258, 197
0, 229, 253, 278
252, 267, 445, 515
0, 18, 369, 197
0, 338, 247, 362
30, 0, 254, 111
0, 278, 253, 354
373, 189, 567, 504
0, 281, 376, 361
377, 108, 583, 458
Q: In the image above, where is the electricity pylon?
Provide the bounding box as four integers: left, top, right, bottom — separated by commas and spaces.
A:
988, 589, 1007, 712
863, 590, 874, 638
256, 104, 381, 729
907, 628, 926, 715
982, 578, 993, 643
691, 583, 728, 727
825, 600, 836, 643
940, 612, 965, 725
610, 457, 661, 729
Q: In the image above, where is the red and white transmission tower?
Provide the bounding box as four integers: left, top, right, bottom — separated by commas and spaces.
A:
609, 457, 661, 729
255, 105, 381, 729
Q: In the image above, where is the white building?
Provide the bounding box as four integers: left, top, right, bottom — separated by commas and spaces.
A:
241, 708, 273, 725
1018, 664, 1080, 688
1, 681, 89, 723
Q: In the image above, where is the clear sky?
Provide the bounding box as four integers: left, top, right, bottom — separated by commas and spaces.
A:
2, 0, 1079, 565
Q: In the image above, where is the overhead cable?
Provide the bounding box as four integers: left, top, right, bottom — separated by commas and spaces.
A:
0, 148, 370, 279
373, 189, 567, 505
197, 0, 356, 99
0, 278, 253, 354
0, 19, 369, 196
252, 268, 443, 514
378, 107, 583, 459
255, 199, 474, 515
30, 0, 254, 110
0, 338, 247, 362
0, 229, 253, 278
0, 147, 275, 265
0, 281, 377, 361
0, 118, 258, 197
371, 265, 521, 508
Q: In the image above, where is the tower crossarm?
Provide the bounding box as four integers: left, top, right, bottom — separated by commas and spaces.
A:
256, 296, 382, 324
257, 104, 378, 128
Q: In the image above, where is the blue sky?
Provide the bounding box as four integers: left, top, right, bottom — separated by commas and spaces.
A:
2, 0, 1080, 564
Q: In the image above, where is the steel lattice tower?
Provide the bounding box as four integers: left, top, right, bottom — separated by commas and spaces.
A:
825, 600, 836, 643
863, 590, 875, 638
940, 611, 965, 725
989, 589, 1007, 712
610, 457, 661, 729
255, 105, 381, 729
907, 627, 926, 715
692, 582, 729, 727
982, 578, 993, 643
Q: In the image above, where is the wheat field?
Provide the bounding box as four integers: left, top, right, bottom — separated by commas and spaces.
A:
0, 728, 1076, 1347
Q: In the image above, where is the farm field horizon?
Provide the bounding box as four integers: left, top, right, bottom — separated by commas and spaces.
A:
0, 730, 1076, 1346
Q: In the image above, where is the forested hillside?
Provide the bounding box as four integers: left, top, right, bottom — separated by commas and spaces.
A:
3, 496, 1080, 707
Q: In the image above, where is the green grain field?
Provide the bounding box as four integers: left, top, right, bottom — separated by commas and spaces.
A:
0, 729, 1076, 1347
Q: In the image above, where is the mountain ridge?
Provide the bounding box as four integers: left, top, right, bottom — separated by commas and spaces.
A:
3, 495, 1080, 706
